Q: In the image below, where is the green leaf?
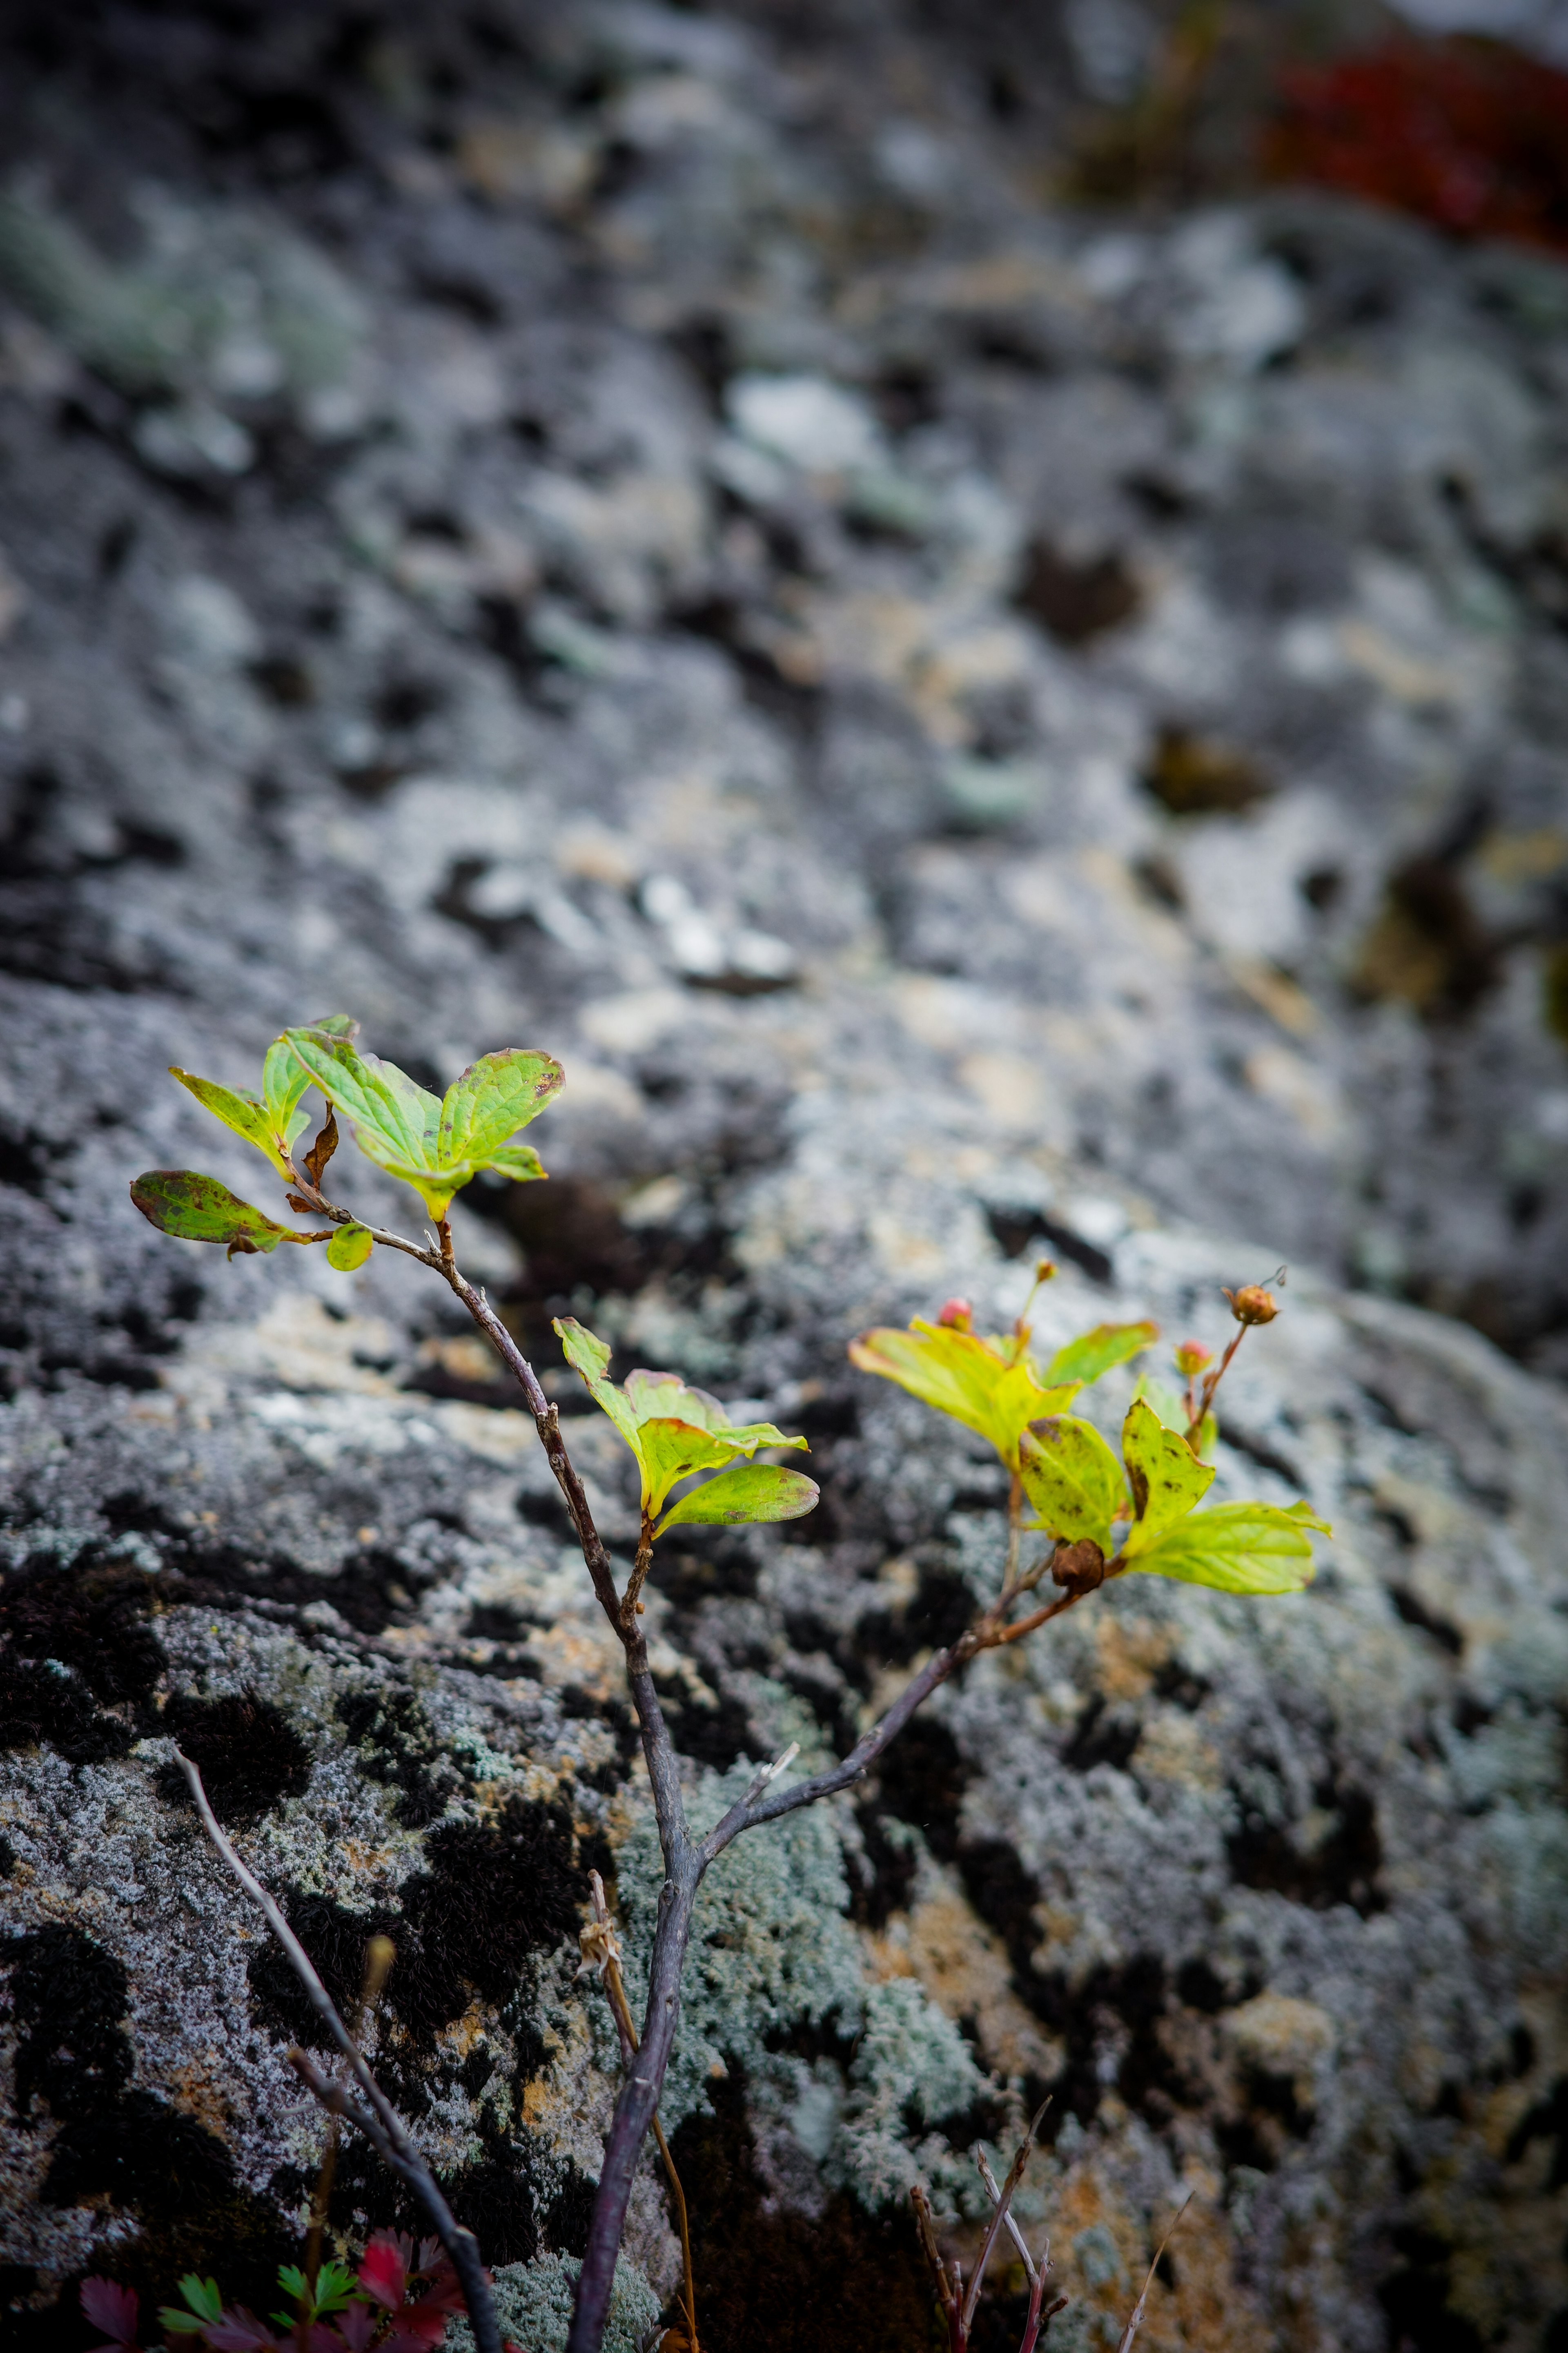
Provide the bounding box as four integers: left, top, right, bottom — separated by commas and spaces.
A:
159, 2313, 209, 2335
311, 2259, 359, 2317
1124, 1500, 1329, 1594
169, 1066, 293, 1180
1120, 1396, 1214, 1540
130, 1170, 323, 1258
656, 1461, 820, 1534
1017, 1413, 1128, 1550
325, 1222, 373, 1271
848, 1322, 1080, 1469
283, 1027, 448, 1203
635, 1416, 739, 1517
260, 1036, 322, 1156
1132, 1372, 1216, 1461
486, 1142, 547, 1184
556, 1315, 643, 1452
555, 1319, 809, 1518
276, 2266, 309, 2306
177, 2275, 225, 2323
1043, 1320, 1159, 1388
283, 1028, 557, 1218
439, 1047, 563, 1162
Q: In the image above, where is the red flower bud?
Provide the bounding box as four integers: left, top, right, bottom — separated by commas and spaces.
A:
937, 1297, 973, 1330
1173, 1340, 1213, 1375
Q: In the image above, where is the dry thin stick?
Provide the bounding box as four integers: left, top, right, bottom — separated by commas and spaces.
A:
1114, 2195, 1192, 2353
960, 2098, 1051, 2330
301, 1932, 394, 2321
172, 1749, 502, 2353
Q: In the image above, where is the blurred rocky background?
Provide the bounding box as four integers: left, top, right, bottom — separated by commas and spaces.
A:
2, 4, 1568, 2349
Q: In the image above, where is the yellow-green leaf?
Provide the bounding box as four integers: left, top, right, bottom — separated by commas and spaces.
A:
556, 1321, 809, 1517
131, 1170, 322, 1258
261, 1035, 322, 1155
656, 1462, 819, 1535
439, 1048, 563, 1163
1120, 1396, 1214, 1541
1017, 1412, 1128, 1549
1124, 1501, 1328, 1595
325, 1222, 373, 1271
282, 1027, 450, 1207
1043, 1320, 1159, 1388
636, 1416, 748, 1518
848, 1321, 1079, 1469
1132, 1372, 1216, 1461
169, 1067, 295, 1179
485, 1143, 547, 1184
284, 1028, 556, 1216
555, 1315, 641, 1452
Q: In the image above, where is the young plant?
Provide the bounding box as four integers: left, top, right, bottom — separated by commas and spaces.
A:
132, 1021, 1329, 2353
87, 2236, 470, 2353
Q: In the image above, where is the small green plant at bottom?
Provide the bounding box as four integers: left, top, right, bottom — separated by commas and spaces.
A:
81, 2234, 477, 2352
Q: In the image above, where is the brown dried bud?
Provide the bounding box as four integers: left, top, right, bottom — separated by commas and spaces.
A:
1051, 1537, 1107, 1595
1034, 1258, 1057, 1284
937, 1296, 974, 1331
1173, 1340, 1214, 1376
1223, 1284, 1278, 1327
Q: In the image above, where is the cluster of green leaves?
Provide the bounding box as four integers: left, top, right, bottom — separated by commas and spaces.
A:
848, 1313, 1156, 1473
852, 1307, 1327, 1594
160, 2258, 358, 2339
132, 1017, 561, 1263
556, 1317, 818, 1536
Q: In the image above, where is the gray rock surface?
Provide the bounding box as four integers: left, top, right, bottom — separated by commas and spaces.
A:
1, 6, 1566, 2350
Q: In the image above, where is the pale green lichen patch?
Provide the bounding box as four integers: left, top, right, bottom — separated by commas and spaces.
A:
445, 2253, 659, 2353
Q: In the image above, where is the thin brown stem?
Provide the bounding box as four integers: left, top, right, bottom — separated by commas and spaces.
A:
1187, 1326, 1246, 1444
621, 1517, 655, 1630
911, 2184, 964, 2353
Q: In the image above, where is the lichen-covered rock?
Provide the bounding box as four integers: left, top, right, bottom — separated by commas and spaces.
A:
1, 7, 1567, 2352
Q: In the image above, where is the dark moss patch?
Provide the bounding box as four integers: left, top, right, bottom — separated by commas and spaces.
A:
1378, 2225, 1486, 2353
257, 1811, 585, 2044
395, 1798, 586, 2030
651, 1669, 760, 1769
671, 2072, 942, 2353
0, 1552, 164, 1762
4, 1926, 292, 2334
956, 1837, 1041, 1984
1142, 726, 1272, 817
1015, 536, 1141, 645
161, 1688, 312, 1824
1504, 2073, 1568, 2186
337, 1683, 464, 1827
252, 1798, 589, 2053
247, 1891, 395, 2051
543, 2163, 598, 2259
7, 1923, 134, 2120
847, 1803, 920, 1929
1059, 1694, 1141, 1774
867, 1716, 970, 1865
1227, 1778, 1385, 1916
0, 1654, 134, 1764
